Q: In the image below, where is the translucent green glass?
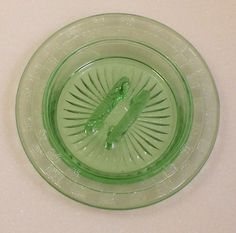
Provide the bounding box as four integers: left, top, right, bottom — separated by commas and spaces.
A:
16, 13, 219, 209
84, 76, 130, 136
43, 54, 192, 183
105, 89, 151, 150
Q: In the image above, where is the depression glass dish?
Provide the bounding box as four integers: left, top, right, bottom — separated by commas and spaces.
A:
16, 13, 219, 209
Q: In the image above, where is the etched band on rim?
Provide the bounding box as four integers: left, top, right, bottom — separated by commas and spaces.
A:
16, 14, 219, 209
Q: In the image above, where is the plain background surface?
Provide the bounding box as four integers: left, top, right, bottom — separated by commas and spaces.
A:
1, 1, 236, 232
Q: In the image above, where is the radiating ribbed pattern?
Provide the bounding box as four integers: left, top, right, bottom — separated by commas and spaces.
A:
57, 59, 177, 174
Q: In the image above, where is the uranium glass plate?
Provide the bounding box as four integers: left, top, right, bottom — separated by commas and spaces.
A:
16, 13, 219, 209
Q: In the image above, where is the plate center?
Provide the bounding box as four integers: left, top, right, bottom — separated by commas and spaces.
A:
56, 57, 178, 174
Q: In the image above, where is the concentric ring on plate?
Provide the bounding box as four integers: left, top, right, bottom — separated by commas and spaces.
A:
16, 13, 219, 209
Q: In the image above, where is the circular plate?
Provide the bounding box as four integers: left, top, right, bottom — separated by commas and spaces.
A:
16, 13, 219, 209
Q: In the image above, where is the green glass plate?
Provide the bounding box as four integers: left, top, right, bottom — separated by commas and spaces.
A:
16, 13, 219, 210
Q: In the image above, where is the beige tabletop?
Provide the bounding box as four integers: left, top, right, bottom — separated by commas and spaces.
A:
1, 1, 236, 232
